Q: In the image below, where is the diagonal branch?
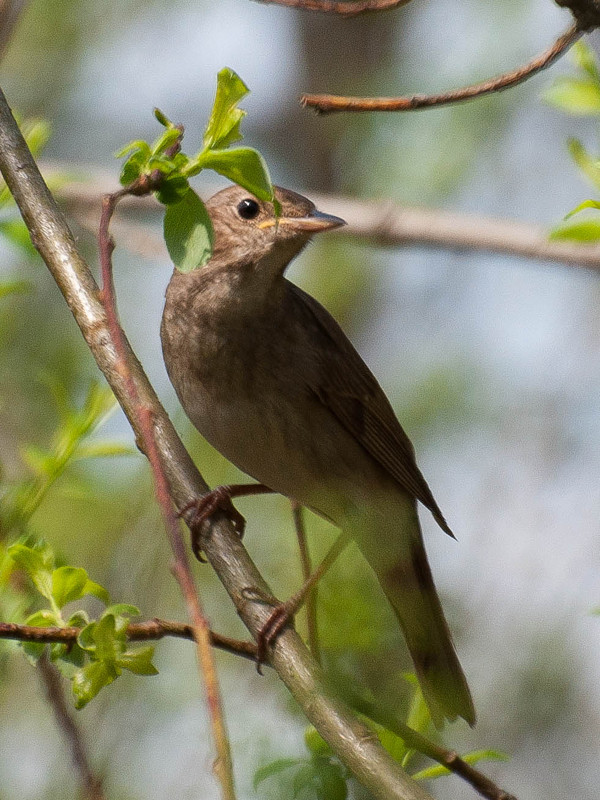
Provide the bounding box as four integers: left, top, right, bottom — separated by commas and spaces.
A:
38, 655, 106, 800
0, 86, 435, 800
302, 23, 583, 113
253, 0, 411, 14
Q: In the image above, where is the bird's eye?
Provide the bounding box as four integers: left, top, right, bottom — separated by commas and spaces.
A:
237, 198, 260, 220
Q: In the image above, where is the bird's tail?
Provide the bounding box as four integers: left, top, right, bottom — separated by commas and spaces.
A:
352, 504, 476, 728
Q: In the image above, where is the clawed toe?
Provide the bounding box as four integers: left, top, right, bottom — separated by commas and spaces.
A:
179, 486, 247, 560
255, 599, 298, 670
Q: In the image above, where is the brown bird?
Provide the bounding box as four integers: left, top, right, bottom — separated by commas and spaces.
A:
161, 185, 475, 727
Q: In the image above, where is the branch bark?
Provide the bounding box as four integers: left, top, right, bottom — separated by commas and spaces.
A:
0, 87, 434, 800
51, 169, 600, 271
253, 0, 412, 14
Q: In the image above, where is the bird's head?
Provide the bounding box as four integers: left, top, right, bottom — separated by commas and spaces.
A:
204, 185, 345, 275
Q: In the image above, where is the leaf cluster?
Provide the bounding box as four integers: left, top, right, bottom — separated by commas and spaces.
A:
117, 67, 276, 272
7, 539, 157, 708
545, 42, 600, 241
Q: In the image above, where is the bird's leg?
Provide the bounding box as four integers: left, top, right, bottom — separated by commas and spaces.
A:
255, 531, 351, 666
179, 483, 274, 559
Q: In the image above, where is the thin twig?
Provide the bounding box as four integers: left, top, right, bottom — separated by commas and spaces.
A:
291, 501, 321, 663
0, 620, 259, 662
37, 654, 106, 800
302, 23, 583, 113
97, 177, 236, 800
254, 0, 411, 15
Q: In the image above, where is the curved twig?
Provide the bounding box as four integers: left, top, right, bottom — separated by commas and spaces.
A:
302, 23, 583, 113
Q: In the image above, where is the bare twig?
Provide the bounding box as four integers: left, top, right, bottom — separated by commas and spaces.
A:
97, 173, 236, 800
51, 168, 600, 271
0, 87, 435, 800
254, 0, 411, 14
291, 501, 321, 663
302, 23, 583, 113
37, 654, 106, 800
0, 620, 258, 662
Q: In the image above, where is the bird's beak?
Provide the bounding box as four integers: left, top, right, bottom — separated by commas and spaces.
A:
258, 209, 346, 233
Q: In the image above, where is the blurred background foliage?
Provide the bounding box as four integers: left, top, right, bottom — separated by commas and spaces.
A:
1, 1, 599, 798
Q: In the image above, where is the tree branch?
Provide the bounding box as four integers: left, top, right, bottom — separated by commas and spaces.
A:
302, 23, 583, 113
51, 169, 600, 271
0, 620, 259, 662
0, 86, 434, 800
3, 620, 517, 799
38, 654, 106, 800
253, 0, 411, 14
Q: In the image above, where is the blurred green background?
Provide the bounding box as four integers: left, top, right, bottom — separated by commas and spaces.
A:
1, 1, 599, 798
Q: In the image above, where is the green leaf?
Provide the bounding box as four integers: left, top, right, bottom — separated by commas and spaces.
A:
197, 147, 273, 201
164, 188, 214, 272
118, 645, 158, 676
103, 603, 139, 618
0, 280, 31, 299
119, 150, 147, 186
304, 726, 333, 757
253, 759, 301, 790
544, 77, 600, 116
25, 609, 60, 628
411, 749, 509, 781
565, 198, 600, 218
203, 68, 249, 151
74, 440, 133, 460
72, 660, 118, 708
571, 41, 600, 82
21, 444, 53, 477
292, 763, 315, 797
0, 219, 35, 252
50, 567, 109, 609
115, 139, 151, 160
155, 175, 190, 206
154, 107, 173, 128
83, 579, 110, 605
312, 759, 347, 800
151, 127, 182, 157
567, 138, 600, 190
51, 566, 89, 608
549, 219, 600, 242
8, 542, 54, 601
66, 610, 90, 627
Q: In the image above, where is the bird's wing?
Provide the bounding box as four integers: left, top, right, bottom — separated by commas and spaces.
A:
288, 282, 454, 537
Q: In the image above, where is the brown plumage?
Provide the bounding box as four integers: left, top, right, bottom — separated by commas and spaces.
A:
161, 185, 475, 727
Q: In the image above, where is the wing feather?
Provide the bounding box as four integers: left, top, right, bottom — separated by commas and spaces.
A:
289, 281, 454, 537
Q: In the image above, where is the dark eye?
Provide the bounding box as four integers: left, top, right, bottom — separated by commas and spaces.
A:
237, 198, 260, 220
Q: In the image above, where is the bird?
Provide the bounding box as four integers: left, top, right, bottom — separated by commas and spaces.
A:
160, 184, 475, 727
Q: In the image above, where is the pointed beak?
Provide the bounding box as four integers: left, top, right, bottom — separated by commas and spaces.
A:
258, 208, 346, 233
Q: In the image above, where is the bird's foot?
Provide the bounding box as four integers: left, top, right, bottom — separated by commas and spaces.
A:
179, 485, 247, 561
242, 587, 303, 671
